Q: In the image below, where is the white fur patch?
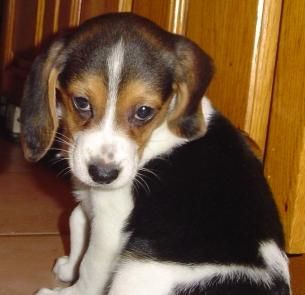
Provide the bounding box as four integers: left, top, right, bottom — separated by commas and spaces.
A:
140, 96, 215, 166
202, 96, 215, 126
79, 185, 133, 293
53, 205, 88, 283
69, 128, 138, 189
37, 184, 134, 295
109, 241, 289, 295
260, 241, 290, 284
103, 39, 125, 131
140, 120, 187, 167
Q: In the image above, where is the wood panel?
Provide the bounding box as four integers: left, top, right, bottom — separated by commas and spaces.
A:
118, 0, 133, 12
186, 0, 280, 154
80, 0, 120, 23
57, 0, 80, 29
168, 0, 189, 34
13, 0, 39, 59
42, 0, 60, 40
186, 0, 258, 130
244, 0, 282, 152
264, 0, 305, 253
132, 0, 171, 30
0, 0, 15, 90
0, 0, 123, 103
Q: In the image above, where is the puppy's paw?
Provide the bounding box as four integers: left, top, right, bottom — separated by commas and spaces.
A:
53, 256, 76, 283
35, 288, 61, 295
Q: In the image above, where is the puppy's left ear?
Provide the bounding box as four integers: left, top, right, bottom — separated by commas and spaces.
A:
168, 36, 214, 139
20, 39, 64, 162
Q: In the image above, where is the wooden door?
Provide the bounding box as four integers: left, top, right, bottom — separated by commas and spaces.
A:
0, 0, 123, 104
264, 0, 305, 253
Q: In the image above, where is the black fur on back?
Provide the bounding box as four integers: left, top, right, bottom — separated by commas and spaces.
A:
125, 112, 284, 266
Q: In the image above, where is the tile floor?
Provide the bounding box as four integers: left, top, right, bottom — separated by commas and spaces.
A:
0, 136, 73, 294
0, 136, 304, 294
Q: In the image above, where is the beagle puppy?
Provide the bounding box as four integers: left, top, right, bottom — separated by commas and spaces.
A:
20, 13, 291, 295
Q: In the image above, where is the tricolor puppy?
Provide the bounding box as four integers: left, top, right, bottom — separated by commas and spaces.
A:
21, 13, 290, 295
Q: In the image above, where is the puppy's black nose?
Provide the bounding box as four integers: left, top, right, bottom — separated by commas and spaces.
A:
88, 163, 120, 184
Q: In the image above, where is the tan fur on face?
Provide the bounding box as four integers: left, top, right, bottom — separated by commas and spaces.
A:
59, 74, 107, 135
58, 76, 170, 157
168, 82, 206, 138
60, 76, 172, 159
116, 80, 171, 156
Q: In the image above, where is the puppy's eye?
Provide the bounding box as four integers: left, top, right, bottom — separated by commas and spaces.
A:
72, 96, 91, 112
135, 106, 155, 122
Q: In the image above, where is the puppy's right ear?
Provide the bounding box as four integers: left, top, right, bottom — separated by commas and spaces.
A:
20, 39, 65, 162
167, 36, 214, 139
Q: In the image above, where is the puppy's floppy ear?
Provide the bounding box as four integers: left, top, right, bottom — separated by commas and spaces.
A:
168, 36, 214, 139
20, 39, 65, 162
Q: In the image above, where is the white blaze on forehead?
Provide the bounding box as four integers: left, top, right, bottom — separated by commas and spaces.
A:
103, 39, 125, 130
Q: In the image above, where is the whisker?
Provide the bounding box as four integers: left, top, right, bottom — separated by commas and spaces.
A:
49, 147, 71, 154
132, 178, 139, 194
49, 155, 70, 164
56, 166, 72, 177
139, 167, 160, 181
54, 138, 74, 148
61, 168, 72, 177
154, 155, 170, 163
55, 131, 71, 141
134, 177, 147, 195
135, 172, 150, 194
49, 157, 66, 166
54, 132, 74, 147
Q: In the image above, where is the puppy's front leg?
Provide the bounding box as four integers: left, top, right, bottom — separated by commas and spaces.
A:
53, 204, 88, 282
37, 186, 133, 295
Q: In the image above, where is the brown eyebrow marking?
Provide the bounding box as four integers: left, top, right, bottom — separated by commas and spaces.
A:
115, 79, 171, 157
68, 74, 107, 119
118, 80, 163, 109
58, 73, 109, 135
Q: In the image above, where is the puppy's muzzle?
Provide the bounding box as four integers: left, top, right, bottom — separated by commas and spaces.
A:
88, 162, 120, 184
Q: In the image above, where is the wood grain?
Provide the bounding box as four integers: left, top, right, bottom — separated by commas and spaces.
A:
288, 139, 305, 252
168, 0, 189, 34
34, 0, 46, 47
264, 0, 305, 253
0, 0, 16, 90
186, 0, 258, 131
244, 0, 282, 153
57, 0, 75, 30
80, 0, 120, 23
69, 0, 82, 26
42, 0, 61, 39
118, 0, 133, 12
132, 0, 171, 30
13, 0, 38, 59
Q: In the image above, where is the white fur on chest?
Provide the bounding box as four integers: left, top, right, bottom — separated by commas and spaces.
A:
74, 181, 133, 235
70, 182, 134, 294
89, 185, 134, 249
140, 96, 215, 166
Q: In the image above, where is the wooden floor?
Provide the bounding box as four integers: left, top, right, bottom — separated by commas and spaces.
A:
0, 136, 304, 294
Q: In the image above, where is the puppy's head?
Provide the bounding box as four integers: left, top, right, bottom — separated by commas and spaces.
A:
21, 13, 213, 189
